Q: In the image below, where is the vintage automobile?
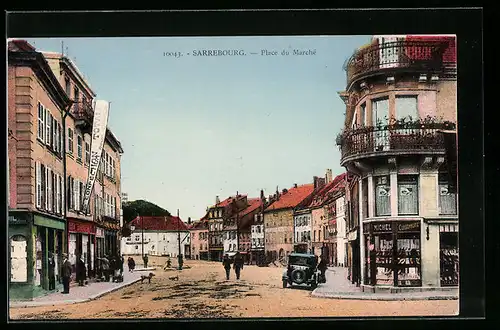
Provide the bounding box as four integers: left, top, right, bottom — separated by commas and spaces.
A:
282, 253, 321, 289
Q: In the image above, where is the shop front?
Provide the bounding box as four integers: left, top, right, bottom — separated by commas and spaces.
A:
9, 212, 65, 300
363, 220, 422, 288
68, 218, 96, 278
104, 228, 119, 256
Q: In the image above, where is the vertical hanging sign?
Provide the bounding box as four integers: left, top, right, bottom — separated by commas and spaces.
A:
82, 100, 110, 213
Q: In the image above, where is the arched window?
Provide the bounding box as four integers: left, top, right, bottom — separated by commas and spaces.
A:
10, 235, 28, 282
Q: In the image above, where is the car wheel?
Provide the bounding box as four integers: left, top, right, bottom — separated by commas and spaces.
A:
291, 269, 306, 284
282, 280, 287, 288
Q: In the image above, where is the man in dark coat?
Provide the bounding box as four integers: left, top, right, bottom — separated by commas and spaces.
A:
127, 257, 135, 272
48, 252, 56, 290
233, 252, 244, 280
222, 254, 232, 280
143, 254, 149, 268
61, 253, 72, 294
76, 255, 86, 286
119, 255, 125, 275
317, 255, 328, 283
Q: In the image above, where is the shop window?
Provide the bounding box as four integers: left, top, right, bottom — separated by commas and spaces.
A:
440, 232, 459, 286
396, 232, 421, 286
398, 175, 419, 215
438, 174, 457, 215
10, 235, 28, 282
375, 176, 391, 216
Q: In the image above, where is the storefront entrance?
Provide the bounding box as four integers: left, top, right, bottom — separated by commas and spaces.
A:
364, 221, 422, 287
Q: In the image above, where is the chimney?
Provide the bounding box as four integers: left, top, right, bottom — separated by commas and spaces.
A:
294, 183, 298, 188
313, 176, 319, 189
188, 217, 192, 224
326, 169, 333, 184
260, 189, 265, 201
216, 195, 220, 205
282, 188, 288, 194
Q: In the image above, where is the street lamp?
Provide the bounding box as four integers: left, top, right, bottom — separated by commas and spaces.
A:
177, 209, 183, 270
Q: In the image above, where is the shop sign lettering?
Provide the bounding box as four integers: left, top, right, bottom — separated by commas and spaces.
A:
372, 223, 392, 232
397, 222, 420, 232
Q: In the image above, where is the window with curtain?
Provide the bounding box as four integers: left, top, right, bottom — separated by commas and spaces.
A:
395, 95, 418, 121
438, 173, 457, 215
398, 175, 419, 215
375, 176, 391, 216
360, 103, 367, 126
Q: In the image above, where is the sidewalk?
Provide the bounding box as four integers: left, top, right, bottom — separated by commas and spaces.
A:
9, 268, 155, 308
312, 267, 459, 301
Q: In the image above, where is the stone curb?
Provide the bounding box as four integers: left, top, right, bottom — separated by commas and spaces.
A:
9, 278, 142, 308
311, 291, 458, 301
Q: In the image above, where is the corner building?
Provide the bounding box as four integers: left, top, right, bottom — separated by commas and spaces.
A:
337, 35, 458, 292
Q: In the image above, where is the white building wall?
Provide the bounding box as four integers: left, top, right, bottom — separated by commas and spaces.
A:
251, 225, 265, 249
121, 230, 190, 257
293, 213, 312, 244
223, 230, 238, 253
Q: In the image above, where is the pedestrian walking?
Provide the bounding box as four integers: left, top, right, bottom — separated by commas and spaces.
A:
119, 255, 125, 275
48, 252, 56, 290
76, 255, 86, 286
127, 257, 136, 272
101, 255, 110, 281
61, 253, 72, 294
317, 255, 327, 283
143, 254, 149, 268
233, 252, 244, 280
222, 254, 232, 280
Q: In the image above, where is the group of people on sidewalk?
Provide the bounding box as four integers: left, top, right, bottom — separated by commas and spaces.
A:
55, 253, 127, 294
222, 252, 245, 280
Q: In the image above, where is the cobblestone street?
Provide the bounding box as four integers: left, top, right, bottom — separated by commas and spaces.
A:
9, 260, 459, 319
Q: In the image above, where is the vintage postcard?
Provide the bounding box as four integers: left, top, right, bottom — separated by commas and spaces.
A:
6, 10, 473, 321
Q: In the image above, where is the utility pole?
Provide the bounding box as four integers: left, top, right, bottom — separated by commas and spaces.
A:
177, 209, 183, 270
141, 215, 144, 258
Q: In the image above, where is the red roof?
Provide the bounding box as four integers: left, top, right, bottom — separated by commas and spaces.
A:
309, 173, 347, 208
130, 216, 189, 231
212, 195, 247, 208
264, 184, 314, 212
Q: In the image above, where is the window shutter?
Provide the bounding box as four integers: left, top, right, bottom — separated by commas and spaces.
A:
60, 175, 64, 214
75, 179, 80, 211
67, 176, 72, 210
46, 112, 51, 146
57, 174, 61, 214
35, 162, 41, 208
48, 168, 52, 212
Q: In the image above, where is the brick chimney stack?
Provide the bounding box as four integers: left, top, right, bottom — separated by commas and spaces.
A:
216, 195, 220, 205
326, 169, 333, 184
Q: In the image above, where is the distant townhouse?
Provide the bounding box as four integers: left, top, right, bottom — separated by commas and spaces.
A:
250, 190, 270, 266
8, 40, 71, 299
292, 208, 311, 253
234, 197, 263, 263
189, 215, 209, 260
264, 184, 314, 262
121, 216, 190, 257
207, 195, 246, 261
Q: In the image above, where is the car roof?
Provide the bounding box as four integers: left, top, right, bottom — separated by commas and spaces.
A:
289, 253, 316, 258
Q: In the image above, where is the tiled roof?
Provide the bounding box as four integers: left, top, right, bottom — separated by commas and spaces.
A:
130, 216, 189, 231
213, 195, 247, 208
309, 173, 347, 208
264, 184, 314, 212
237, 198, 262, 229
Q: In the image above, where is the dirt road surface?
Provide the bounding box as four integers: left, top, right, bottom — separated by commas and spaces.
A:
9, 260, 458, 320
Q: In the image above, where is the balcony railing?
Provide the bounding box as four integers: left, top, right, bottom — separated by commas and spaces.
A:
338, 119, 455, 163
73, 99, 94, 123
345, 40, 450, 87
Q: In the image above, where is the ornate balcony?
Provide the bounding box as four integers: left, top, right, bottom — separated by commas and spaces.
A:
73, 99, 94, 133
337, 117, 456, 166
345, 40, 452, 90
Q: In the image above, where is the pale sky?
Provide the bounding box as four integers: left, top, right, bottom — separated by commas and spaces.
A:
26, 36, 371, 221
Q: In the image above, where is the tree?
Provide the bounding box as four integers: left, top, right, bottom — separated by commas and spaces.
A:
122, 199, 171, 224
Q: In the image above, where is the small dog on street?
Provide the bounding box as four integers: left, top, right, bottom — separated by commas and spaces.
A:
140, 272, 155, 284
